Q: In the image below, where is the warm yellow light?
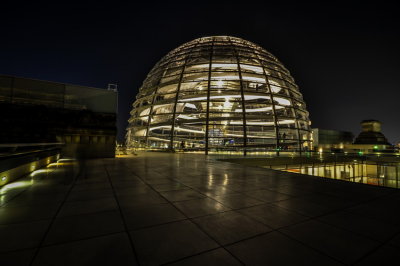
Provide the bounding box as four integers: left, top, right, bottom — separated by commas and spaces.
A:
240, 64, 263, 73
179, 94, 271, 102
230, 119, 294, 125
47, 162, 73, 167
177, 114, 196, 120
58, 158, 75, 162
30, 169, 51, 177
0, 181, 33, 194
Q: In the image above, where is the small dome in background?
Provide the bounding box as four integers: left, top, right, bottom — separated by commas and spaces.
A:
354, 120, 390, 145
127, 36, 311, 154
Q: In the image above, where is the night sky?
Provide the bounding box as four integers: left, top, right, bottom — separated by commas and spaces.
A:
1, 2, 399, 143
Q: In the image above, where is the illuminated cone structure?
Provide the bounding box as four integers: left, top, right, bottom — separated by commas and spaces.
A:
127, 36, 311, 154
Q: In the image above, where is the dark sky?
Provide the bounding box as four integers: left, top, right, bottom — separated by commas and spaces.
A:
1, 1, 399, 143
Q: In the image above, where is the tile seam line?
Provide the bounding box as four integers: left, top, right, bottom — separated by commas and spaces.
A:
159, 246, 222, 265
313, 214, 400, 245
124, 164, 246, 266
239, 198, 400, 243
38, 230, 127, 249
349, 230, 400, 265
271, 211, 384, 245
103, 160, 141, 266
28, 166, 79, 266
150, 168, 294, 204
277, 229, 361, 265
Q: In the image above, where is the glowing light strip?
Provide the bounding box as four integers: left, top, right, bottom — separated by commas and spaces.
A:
240, 64, 264, 73
177, 115, 197, 120
139, 108, 150, 117
0, 181, 33, 194
208, 75, 265, 83
274, 97, 290, 106
148, 125, 277, 139
270, 85, 281, 93
230, 119, 295, 125
150, 125, 204, 134
188, 63, 264, 74
212, 63, 237, 68
235, 107, 272, 112
184, 103, 197, 109
230, 121, 275, 125
178, 94, 270, 102
178, 94, 290, 106
234, 105, 284, 112
30, 169, 51, 177
225, 133, 274, 139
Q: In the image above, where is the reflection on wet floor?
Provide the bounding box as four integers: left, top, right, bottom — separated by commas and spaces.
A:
1, 152, 400, 265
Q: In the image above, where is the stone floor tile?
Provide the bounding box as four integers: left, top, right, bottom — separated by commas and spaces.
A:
227, 231, 342, 266
269, 185, 317, 197
44, 210, 125, 245
160, 189, 206, 202
354, 245, 400, 265
192, 210, 271, 245
317, 210, 400, 242
66, 188, 114, 202
346, 199, 400, 225
243, 189, 292, 203
130, 220, 218, 265
72, 182, 111, 191
3, 191, 66, 207
211, 193, 264, 209
150, 182, 190, 192
388, 233, 400, 248
273, 197, 333, 217
165, 248, 241, 266
280, 219, 380, 264
239, 203, 308, 229
0, 204, 59, 225
0, 220, 51, 252
123, 203, 186, 230
57, 197, 118, 217
191, 185, 237, 198
118, 191, 168, 208
0, 248, 37, 266
33, 233, 137, 266
173, 198, 229, 218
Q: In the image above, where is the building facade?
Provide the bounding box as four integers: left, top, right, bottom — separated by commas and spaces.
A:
312, 128, 354, 151
0, 75, 117, 158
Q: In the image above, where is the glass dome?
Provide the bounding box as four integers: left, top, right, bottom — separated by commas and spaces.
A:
127, 36, 311, 154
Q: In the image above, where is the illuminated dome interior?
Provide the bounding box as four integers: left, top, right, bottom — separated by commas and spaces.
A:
127, 36, 311, 154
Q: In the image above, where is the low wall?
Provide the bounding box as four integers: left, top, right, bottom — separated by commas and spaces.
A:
0, 150, 60, 186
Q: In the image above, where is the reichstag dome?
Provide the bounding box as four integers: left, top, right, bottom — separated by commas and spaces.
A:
127, 36, 311, 154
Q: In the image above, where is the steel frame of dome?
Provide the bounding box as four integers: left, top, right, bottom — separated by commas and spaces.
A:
127, 36, 311, 155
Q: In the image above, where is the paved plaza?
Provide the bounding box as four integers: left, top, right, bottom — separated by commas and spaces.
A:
1, 152, 400, 265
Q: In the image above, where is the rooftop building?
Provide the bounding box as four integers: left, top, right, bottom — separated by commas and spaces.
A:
0, 74, 118, 158
354, 120, 390, 145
